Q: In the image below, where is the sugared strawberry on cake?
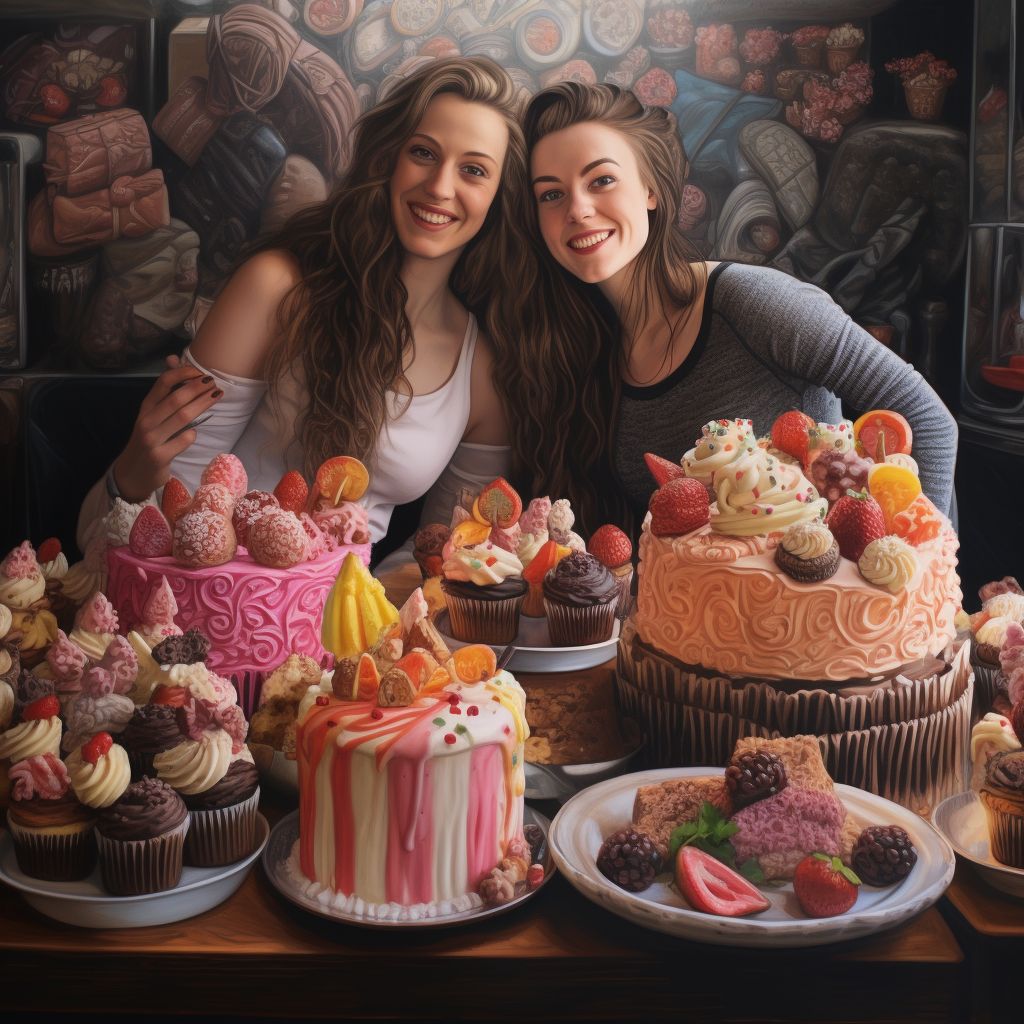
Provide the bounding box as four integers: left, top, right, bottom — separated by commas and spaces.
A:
105, 453, 373, 717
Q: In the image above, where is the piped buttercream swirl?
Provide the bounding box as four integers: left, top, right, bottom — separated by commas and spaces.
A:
780, 520, 834, 560
442, 543, 523, 586
858, 536, 918, 593
66, 743, 131, 808
153, 728, 233, 795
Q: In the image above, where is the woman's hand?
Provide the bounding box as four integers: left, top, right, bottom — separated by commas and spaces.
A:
112, 354, 223, 501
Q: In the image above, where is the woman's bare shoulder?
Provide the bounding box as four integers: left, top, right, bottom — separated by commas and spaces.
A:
190, 250, 303, 377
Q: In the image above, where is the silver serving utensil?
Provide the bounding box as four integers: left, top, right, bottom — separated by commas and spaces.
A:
496, 644, 517, 672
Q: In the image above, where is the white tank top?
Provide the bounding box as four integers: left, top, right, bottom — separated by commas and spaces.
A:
171, 314, 479, 543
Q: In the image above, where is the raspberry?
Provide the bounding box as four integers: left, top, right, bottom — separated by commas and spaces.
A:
851, 826, 918, 887
201, 453, 247, 499
81, 732, 113, 765
649, 477, 710, 536
161, 477, 192, 525
232, 490, 280, 548
129, 505, 173, 558
273, 470, 308, 513
23, 695, 60, 721
191, 482, 236, 518
248, 510, 308, 568
588, 524, 632, 568
172, 509, 236, 568
596, 828, 662, 892
37, 537, 61, 563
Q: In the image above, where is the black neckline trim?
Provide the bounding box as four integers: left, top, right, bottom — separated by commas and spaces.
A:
620, 261, 731, 401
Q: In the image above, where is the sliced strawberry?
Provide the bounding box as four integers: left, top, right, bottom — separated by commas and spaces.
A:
824, 488, 886, 562
675, 845, 770, 917
771, 410, 816, 466
649, 477, 710, 536
644, 453, 685, 487
81, 732, 114, 766
793, 853, 860, 918
162, 477, 192, 526
274, 470, 309, 513
589, 524, 632, 568
37, 537, 62, 563
23, 695, 61, 721
129, 505, 173, 558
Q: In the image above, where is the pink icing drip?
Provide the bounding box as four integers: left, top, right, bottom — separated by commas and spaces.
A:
76, 591, 118, 634
9, 752, 70, 800
385, 756, 435, 905
466, 744, 502, 891
142, 576, 180, 633
1, 541, 39, 581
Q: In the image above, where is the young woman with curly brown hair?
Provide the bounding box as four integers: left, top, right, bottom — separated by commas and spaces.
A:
79, 58, 532, 556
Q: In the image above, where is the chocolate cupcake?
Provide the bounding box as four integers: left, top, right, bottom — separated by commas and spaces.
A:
542, 551, 619, 646
95, 776, 190, 895
121, 704, 185, 780
440, 542, 528, 644
180, 759, 260, 866
980, 749, 1024, 868
6, 753, 96, 881
154, 699, 258, 867
774, 521, 840, 583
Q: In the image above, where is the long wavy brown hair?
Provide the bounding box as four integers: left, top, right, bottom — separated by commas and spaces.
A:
250, 57, 533, 484
508, 82, 708, 535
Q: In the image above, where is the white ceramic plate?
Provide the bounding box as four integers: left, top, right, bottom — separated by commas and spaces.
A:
263, 806, 553, 928
0, 814, 269, 929
549, 767, 955, 947
933, 789, 1024, 898
435, 610, 619, 673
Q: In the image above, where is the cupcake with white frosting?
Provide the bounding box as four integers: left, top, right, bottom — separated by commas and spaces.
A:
440, 540, 528, 644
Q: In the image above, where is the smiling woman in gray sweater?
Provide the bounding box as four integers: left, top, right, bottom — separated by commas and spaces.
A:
507, 83, 956, 535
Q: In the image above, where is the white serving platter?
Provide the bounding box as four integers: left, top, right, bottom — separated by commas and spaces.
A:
933, 788, 1024, 899
0, 814, 269, 929
549, 767, 955, 947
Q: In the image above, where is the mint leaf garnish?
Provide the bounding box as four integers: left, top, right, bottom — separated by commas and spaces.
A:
738, 859, 765, 884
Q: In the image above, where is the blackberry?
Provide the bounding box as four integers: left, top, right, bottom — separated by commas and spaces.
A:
851, 825, 918, 887
725, 751, 787, 809
596, 829, 661, 892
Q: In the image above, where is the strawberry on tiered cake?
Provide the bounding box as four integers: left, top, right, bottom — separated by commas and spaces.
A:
618, 410, 969, 813
104, 453, 373, 717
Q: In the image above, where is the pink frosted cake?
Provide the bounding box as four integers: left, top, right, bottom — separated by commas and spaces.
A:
106, 543, 369, 717
294, 670, 527, 917
618, 415, 970, 812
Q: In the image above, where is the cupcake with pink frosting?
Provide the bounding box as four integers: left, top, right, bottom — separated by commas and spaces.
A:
68, 592, 119, 663
0, 542, 58, 668
6, 752, 97, 880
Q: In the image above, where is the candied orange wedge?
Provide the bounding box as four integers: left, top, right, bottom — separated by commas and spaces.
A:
868, 465, 922, 533
853, 410, 913, 461
316, 456, 369, 505
449, 519, 491, 550
452, 644, 498, 683
522, 540, 572, 584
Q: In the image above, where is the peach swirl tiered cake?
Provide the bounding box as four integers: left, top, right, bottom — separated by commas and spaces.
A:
618, 413, 970, 813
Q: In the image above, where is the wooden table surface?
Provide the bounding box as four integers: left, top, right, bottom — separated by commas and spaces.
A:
0, 790, 968, 1023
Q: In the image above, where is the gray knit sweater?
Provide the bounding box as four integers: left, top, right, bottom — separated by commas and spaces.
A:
615, 263, 958, 523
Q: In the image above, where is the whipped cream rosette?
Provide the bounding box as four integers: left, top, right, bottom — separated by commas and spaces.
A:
69, 592, 119, 662
709, 444, 827, 536
682, 418, 756, 493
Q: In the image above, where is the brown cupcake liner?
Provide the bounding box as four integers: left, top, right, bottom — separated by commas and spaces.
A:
980, 789, 1024, 868
7, 815, 96, 881
970, 658, 1007, 719
544, 597, 617, 647
616, 639, 974, 814
611, 568, 634, 618
184, 787, 260, 867
444, 591, 525, 645
95, 817, 189, 896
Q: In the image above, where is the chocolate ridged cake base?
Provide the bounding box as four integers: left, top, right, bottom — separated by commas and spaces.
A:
615, 620, 973, 815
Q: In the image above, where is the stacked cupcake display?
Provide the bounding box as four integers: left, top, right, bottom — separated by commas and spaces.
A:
0, 559, 262, 896
415, 478, 634, 648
